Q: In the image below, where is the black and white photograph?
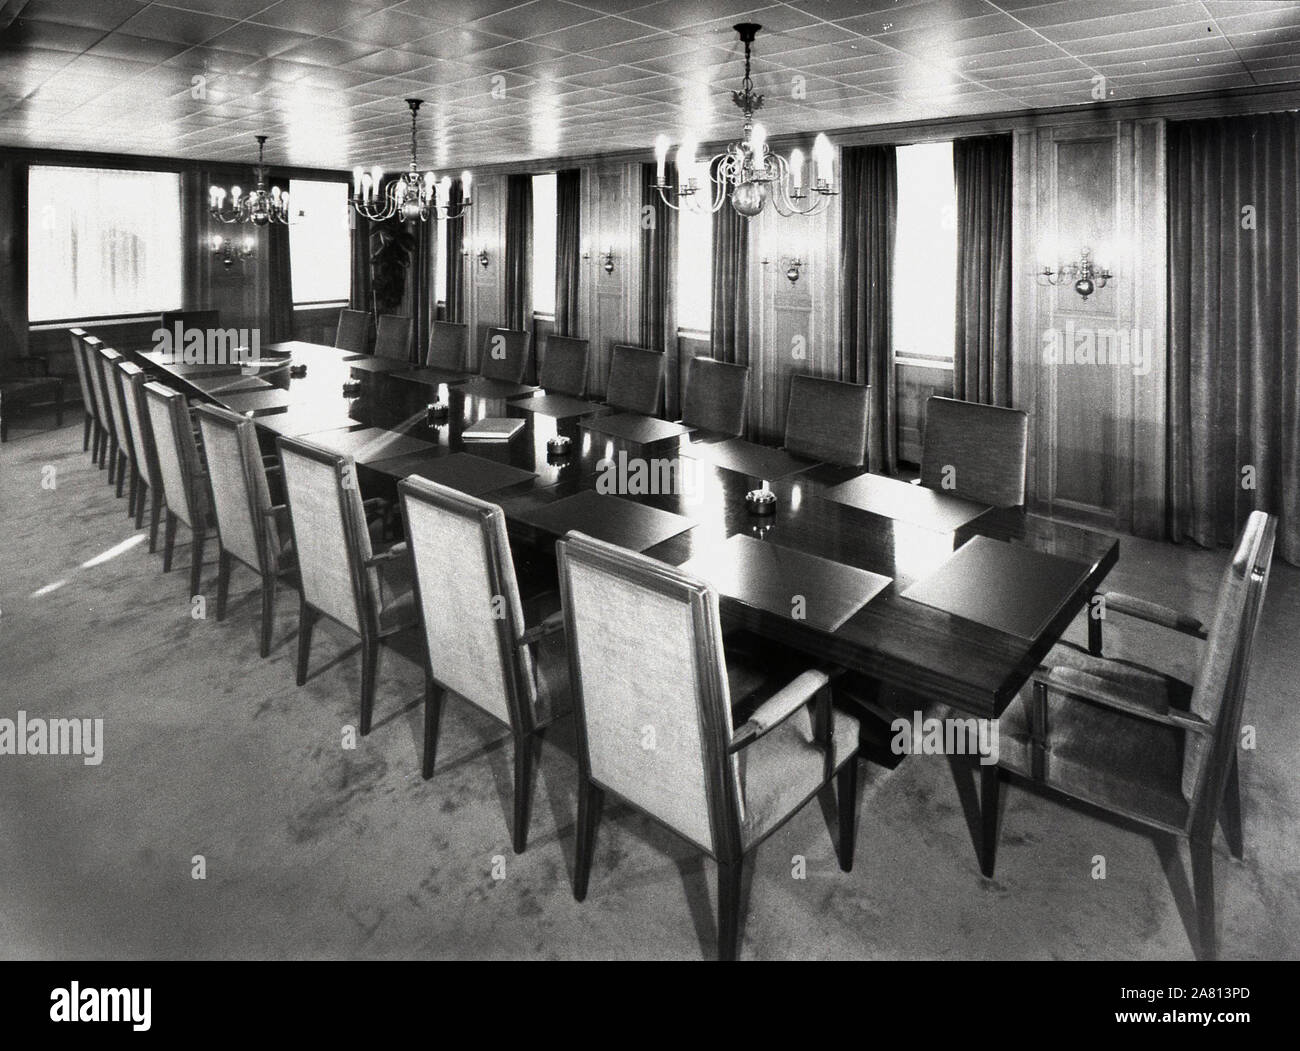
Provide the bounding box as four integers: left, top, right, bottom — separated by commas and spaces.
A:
0, 0, 1297, 1019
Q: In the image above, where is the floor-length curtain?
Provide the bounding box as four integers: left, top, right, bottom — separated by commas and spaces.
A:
505, 173, 532, 331
0, 156, 29, 363
181, 169, 215, 315
710, 159, 749, 369
555, 168, 581, 337
1168, 113, 1300, 566
348, 208, 372, 350
840, 144, 897, 473
266, 175, 293, 343
640, 161, 679, 416
444, 178, 465, 324
953, 135, 1012, 406
405, 216, 437, 363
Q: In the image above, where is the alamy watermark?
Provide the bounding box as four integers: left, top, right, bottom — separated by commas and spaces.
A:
0, 711, 103, 765
1042, 319, 1153, 376
152, 322, 260, 365
891, 711, 999, 766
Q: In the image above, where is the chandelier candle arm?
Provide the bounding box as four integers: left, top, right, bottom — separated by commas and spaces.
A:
209, 135, 294, 226
351, 99, 473, 223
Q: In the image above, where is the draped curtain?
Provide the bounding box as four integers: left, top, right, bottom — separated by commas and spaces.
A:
266, 175, 293, 343
953, 135, 1012, 406
181, 169, 215, 314
710, 159, 749, 370
555, 168, 581, 336
444, 178, 466, 324
348, 209, 372, 349
1168, 113, 1300, 566
840, 144, 898, 474
0, 156, 28, 364
504, 173, 532, 331
640, 161, 679, 417
404, 215, 437, 364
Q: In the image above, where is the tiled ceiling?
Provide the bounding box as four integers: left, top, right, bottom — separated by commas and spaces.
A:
1, 0, 1298, 173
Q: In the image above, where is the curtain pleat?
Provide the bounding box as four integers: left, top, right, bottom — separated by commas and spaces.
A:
348, 208, 372, 352
505, 173, 532, 331
555, 168, 581, 336
182, 169, 215, 314
444, 178, 466, 324
405, 216, 437, 363
266, 175, 293, 343
953, 135, 1013, 406
1168, 113, 1300, 565
640, 161, 679, 417
710, 162, 749, 371
840, 144, 898, 474
0, 156, 28, 363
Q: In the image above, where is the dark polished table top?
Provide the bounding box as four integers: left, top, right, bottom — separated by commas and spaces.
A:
122, 338, 1120, 717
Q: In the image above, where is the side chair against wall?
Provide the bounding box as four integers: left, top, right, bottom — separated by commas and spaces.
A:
335, 308, 370, 353
195, 405, 297, 658
374, 314, 413, 361
67, 328, 94, 454
120, 363, 165, 552
276, 437, 417, 735
919, 396, 1029, 507
538, 335, 589, 397
82, 335, 123, 485
680, 356, 750, 437
71, 330, 106, 465
979, 511, 1277, 961
92, 345, 132, 496
101, 348, 144, 520
144, 381, 214, 596
478, 327, 530, 383
557, 532, 861, 961
783, 374, 871, 468
398, 476, 571, 852
427, 320, 470, 373
604, 344, 664, 417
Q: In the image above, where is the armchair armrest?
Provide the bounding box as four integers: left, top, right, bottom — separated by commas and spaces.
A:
1103, 591, 1207, 639
518, 610, 564, 648
363, 542, 408, 568
1032, 664, 1208, 734
260, 502, 288, 520
729, 669, 830, 753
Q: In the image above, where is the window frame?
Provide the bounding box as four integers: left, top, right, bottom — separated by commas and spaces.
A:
288, 177, 351, 309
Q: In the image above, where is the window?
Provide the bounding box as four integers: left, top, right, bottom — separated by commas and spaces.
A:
892, 142, 957, 362
28, 166, 182, 323
676, 202, 713, 333
288, 179, 349, 306
531, 172, 557, 316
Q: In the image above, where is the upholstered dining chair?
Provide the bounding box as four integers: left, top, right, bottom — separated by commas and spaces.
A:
276, 437, 417, 735
83, 336, 124, 485
605, 344, 665, 417
67, 327, 95, 455
539, 335, 590, 397
557, 532, 861, 961
0, 352, 63, 444
335, 308, 369, 353
195, 405, 297, 658
783, 374, 871, 467
101, 348, 143, 519
920, 396, 1029, 507
91, 344, 130, 495
478, 326, 530, 383
398, 476, 571, 852
427, 320, 470, 372
374, 314, 413, 362
981, 511, 1277, 961
71, 330, 107, 466
144, 381, 213, 596
681, 356, 750, 437
117, 361, 165, 550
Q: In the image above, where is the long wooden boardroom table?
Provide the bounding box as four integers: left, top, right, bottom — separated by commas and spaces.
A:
120, 337, 1119, 722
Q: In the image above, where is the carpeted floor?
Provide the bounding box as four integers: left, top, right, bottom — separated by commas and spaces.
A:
2, 413, 1298, 960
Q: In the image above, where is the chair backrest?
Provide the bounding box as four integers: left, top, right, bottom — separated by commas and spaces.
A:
605, 344, 665, 416
335, 308, 369, 353
479, 327, 530, 383
374, 314, 412, 361
275, 437, 376, 635
539, 335, 589, 397
682, 356, 750, 437
427, 320, 470, 371
558, 531, 743, 857
160, 309, 219, 334
82, 336, 118, 442
143, 381, 207, 529
399, 476, 537, 730
67, 328, 93, 415
920, 396, 1029, 507
118, 362, 159, 490
784, 374, 870, 467
1184, 511, 1277, 819
194, 404, 279, 574
101, 350, 137, 469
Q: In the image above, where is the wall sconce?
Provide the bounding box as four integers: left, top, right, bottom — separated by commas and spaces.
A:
1039, 247, 1112, 300
477, 243, 490, 269
211, 234, 254, 269
761, 255, 804, 285
600, 246, 615, 274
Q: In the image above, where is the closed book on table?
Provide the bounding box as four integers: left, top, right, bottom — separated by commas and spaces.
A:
462, 417, 524, 441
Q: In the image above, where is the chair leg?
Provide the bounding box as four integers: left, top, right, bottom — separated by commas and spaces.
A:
295, 597, 318, 687
149, 487, 163, 553
0, 413, 7, 444
107, 438, 118, 484
980, 764, 1001, 878
92, 423, 102, 463
573, 779, 604, 902
1219, 753, 1244, 861
1190, 834, 1218, 961
717, 859, 744, 962
127, 464, 139, 519
215, 549, 232, 621
358, 635, 379, 736
82, 412, 91, 452
258, 576, 275, 658
135, 480, 147, 530
97, 425, 107, 467
188, 531, 205, 597
115, 451, 127, 497
512, 732, 534, 855
836, 759, 859, 873
421, 673, 445, 780
162, 512, 178, 572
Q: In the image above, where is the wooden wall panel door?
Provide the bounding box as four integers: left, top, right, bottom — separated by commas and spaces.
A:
467, 173, 505, 371
581, 162, 639, 399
